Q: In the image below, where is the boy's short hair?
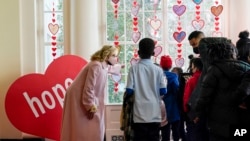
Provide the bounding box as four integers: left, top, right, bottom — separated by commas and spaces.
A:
138, 38, 155, 59
191, 57, 203, 71
188, 31, 204, 40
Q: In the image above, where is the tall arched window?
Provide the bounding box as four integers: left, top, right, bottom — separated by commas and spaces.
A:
105, 0, 224, 104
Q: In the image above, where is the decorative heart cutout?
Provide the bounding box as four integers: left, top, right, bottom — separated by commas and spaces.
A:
132, 32, 141, 43
193, 0, 203, 5
175, 57, 184, 67
154, 46, 162, 57
130, 58, 140, 66
111, 74, 122, 83
112, 0, 119, 4
48, 23, 59, 35
150, 19, 162, 30
173, 5, 186, 16
212, 31, 223, 37
5, 55, 88, 140
191, 19, 205, 30
211, 5, 223, 17
173, 31, 186, 43
131, 5, 140, 16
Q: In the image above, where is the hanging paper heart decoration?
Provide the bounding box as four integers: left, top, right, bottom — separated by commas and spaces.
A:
131, 5, 140, 16
173, 31, 186, 43
112, 0, 119, 4
191, 19, 205, 30
150, 19, 162, 30
175, 57, 184, 67
132, 32, 141, 43
193, 0, 203, 5
48, 23, 59, 35
212, 31, 223, 37
154, 46, 162, 57
211, 5, 223, 17
130, 58, 140, 66
173, 5, 186, 16
111, 74, 122, 83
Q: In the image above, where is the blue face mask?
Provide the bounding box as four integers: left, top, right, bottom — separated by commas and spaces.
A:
193, 47, 199, 54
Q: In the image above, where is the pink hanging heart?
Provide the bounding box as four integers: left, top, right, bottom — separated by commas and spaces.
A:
191, 19, 205, 30
112, 0, 119, 4
173, 31, 186, 43
175, 57, 184, 67
131, 5, 140, 16
154, 46, 162, 57
211, 5, 223, 17
130, 58, 140, 66
111, 74, 122, 83
173, 5, 186, 16
48, 23, 59, 35
150, 19, 162, 30
132, 32, 141, 43
212, 31, 223, 37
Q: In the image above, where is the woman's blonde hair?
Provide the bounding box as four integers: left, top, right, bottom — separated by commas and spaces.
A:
90, 45, 118, 61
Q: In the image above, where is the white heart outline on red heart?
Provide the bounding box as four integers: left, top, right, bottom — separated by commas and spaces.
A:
5, 55, 88, 140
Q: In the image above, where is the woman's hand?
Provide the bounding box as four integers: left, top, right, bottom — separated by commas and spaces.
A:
87, 109, 95, 120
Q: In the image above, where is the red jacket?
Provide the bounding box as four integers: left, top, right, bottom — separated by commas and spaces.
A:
183, 70, 202, 113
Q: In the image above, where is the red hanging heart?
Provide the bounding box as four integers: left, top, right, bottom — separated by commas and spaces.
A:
196, 11, 200, 15
133, 27, 138, 31
52, 36, 56, 40
133, 21, 138, 26
52, 53, 56, 57
114, 41, 119, 46
196, 5, 200, 9
215, 17, 219, 21
52, 48, 57, 51
52, 19, 56, 23
177, 27, 182, 31
215, 27, 219, 31
177, 43, 182, 47
215, 22, 219, 26
51, 42, 57, 46
112, 0, 119, 4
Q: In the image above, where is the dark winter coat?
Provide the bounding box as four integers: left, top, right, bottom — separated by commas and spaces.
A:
187, 37, 231, 120
195, 60, 250, 138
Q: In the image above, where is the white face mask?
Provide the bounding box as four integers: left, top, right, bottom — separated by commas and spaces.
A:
106, 51, 118, 66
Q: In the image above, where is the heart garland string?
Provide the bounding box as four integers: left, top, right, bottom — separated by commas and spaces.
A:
111, 0, 121, 93
211, 0, 223, 37
191, 0, 204, 30
173, 0, 186, 67
130, 0, 140, 66
48, 2, 58, 59
149, 0, 162, 63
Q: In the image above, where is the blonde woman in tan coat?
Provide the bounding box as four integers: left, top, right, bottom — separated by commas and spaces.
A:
60, 45, 119, 141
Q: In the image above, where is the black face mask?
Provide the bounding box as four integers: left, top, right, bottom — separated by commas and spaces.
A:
193, 47, 200, 54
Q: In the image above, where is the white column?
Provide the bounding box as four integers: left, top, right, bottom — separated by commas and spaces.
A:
64, 0, 102, 61
228, 0, 250, 44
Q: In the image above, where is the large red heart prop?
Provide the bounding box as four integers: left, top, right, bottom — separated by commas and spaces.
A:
5, 55, 88, 141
